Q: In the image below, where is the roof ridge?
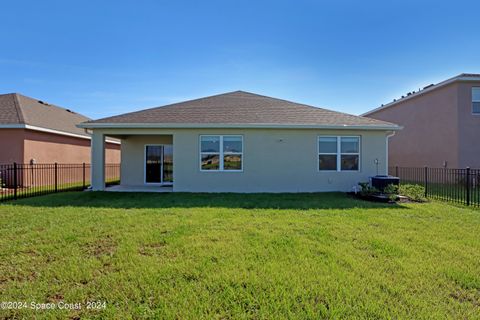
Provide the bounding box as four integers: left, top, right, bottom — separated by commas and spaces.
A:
86, 90, 247, 123
12, 93, 25, 124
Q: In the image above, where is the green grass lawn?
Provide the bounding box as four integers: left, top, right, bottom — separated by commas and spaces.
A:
0, 192, 479, 319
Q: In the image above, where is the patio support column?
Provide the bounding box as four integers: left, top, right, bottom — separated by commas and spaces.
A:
91, 131, 105, 191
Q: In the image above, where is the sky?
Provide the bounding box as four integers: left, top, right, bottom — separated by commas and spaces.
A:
1, 0, 479, 119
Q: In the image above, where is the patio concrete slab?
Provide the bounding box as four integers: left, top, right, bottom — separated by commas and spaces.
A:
105, 185, 173, 193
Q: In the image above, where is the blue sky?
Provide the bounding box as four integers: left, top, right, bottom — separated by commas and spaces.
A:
1, 0, 479, 119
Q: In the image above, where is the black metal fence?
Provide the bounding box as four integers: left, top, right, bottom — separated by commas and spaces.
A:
389, 166, 480, 207
0, 163, 120, 202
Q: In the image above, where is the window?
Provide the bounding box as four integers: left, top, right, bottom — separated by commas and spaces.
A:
200, 135, 243, 171
318, 137, 337, 171
318, 136, 360, 171
472, 87, 480, 114
340, 137, 360, 171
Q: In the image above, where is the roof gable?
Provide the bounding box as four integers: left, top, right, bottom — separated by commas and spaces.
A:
83, 91, 399, 129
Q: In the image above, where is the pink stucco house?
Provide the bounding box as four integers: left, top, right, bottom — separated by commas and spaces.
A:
0, 93, 121, 165
363, 74, 480, 169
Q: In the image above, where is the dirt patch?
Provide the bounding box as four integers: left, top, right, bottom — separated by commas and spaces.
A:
138, 240, 167, 256
450, 289, 480, 306
47, 293, 64, 303
21, 249, 39, 257
1, 271, 38, 284
85, 235, 117, 257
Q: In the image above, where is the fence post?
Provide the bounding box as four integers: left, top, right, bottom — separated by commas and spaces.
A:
13, 162, 17, 200
466, 167, 471, 206
54, 162, 58, 193
424, 166, 428, 198
395, 166, 399, 177
82, 163, 86, 190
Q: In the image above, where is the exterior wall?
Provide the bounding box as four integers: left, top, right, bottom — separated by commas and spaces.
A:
0, 129, 121, 187
456, 82, 480, 168
96, 128, 389, 193
120, 135, 173, 185
0, 129, 121, 164
366, 83, 459, 168
23, 129, 91, 163
0, 129, 25, 164
105, 142, 121, 164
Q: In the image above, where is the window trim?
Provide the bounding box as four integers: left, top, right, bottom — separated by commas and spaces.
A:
199, 135, 243, 172
472, 87, 480, 115
318, 135, 361, 172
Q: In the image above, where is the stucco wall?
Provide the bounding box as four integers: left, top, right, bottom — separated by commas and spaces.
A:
22, 129, 120, 164
456, 82, 480, 168
103, 128, 388, 193
0, 129, 25, 164
366, 83, 459, 168
0, 128, 120, 165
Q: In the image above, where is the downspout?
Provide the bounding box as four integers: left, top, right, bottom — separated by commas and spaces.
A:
386, 131, 396, 175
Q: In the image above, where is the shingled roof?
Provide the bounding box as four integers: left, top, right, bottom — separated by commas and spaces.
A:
0, 93, 91, 137
80, 91, 399, 129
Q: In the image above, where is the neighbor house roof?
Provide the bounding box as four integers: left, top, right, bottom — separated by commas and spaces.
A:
79, 91, 400, 130
0, 93, 120, 143
0, 93, 91, 137
362, 73, 480, 116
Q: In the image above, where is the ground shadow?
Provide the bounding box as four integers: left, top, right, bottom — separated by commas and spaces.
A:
3, 191, 409, 210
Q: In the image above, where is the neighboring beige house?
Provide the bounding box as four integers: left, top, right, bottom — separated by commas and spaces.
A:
0, 93, 121, 165
363, 74, 480, 169
78, 91, 400, 192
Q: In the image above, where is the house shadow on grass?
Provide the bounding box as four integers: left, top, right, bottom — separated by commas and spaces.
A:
6, 191, 409, 210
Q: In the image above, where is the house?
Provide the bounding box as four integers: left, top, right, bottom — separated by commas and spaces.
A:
363, 74, 480, 168
0, 93, 121, 165
78, 91, 401, 192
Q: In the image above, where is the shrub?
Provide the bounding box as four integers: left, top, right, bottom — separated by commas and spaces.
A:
399, 184, 426, 202
384, 184, 399, 201
358, 182, 380, 197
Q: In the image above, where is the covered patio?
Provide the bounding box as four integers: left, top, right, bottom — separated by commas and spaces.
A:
90, 131, 174, 191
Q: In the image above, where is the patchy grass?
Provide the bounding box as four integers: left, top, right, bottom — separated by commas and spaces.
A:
0, 192, 479, 319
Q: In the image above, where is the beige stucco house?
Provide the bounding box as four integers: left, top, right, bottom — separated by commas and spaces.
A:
78, 91, 400, 192
363, 74, 480, 169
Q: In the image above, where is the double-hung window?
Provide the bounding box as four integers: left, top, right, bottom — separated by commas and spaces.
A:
472, 87, 480, 114
200, 135, 243, 171
318, 136, 360, 171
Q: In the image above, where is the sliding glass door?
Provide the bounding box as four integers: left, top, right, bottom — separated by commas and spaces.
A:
145, 145, 173, 184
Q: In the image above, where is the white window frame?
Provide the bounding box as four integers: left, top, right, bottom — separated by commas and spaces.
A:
318, 136, 361, 172
199, 135, 243, 172
472, 87, 480, 115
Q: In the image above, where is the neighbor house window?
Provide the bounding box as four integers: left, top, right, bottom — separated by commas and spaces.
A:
318, 136, 360, 171
200, 135, 243, 171
473, 87, 480, 114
